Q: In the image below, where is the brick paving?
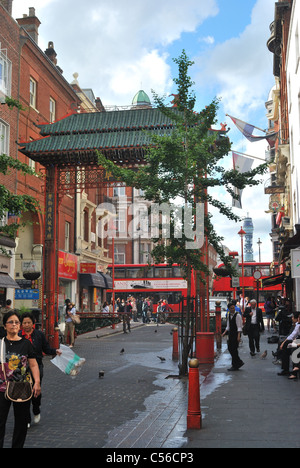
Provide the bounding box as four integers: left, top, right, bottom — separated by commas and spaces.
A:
4, 322, 300, 448
3, 322, 189, 448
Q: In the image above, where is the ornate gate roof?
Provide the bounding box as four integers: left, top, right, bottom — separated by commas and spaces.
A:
19, 107, 178, 167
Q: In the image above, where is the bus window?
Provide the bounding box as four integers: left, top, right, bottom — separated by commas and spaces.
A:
260, 268, 270, 276
127, 268, 144, 278
173, 266, 183, 277
144, 267, 154, 278
155, 267, 173, 278
114, 268, 126, 278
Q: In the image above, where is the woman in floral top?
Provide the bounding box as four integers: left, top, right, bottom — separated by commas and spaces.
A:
0, 311, 41, 448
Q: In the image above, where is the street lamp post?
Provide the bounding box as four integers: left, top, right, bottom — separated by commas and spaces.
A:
257, 238, 262, 263
238, 227, 246, 314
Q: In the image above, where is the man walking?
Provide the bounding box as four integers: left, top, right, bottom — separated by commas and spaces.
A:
222, 303, 244, 371
244, 299, 265, 356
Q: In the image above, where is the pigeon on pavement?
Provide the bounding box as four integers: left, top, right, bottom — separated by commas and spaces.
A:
157, 356, 166, 362
260, 350, 268, 359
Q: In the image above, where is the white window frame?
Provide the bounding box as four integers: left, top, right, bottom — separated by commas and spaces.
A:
113, 186, 125, 197
114, 244, 126, 264
0, 119, 9, 156
65, 221, 70, 252
50, 97, 56, 123
116, 210, 126, 233
30, 77, 37, 109
0, 48, 12, 97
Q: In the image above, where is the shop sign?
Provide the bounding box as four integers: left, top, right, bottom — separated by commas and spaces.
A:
80, 262, 97, 274
0, 256, 10, 274
22, 261, 38, 273
58, 251, 78, 280
15, 289, 39, 300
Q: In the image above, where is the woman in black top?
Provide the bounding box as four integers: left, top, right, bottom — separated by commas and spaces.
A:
0, 311, 40, 448
20, 312, 61, 426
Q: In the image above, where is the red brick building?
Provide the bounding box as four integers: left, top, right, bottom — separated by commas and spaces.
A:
0, 1, 113, 318
0, 2, 84, 311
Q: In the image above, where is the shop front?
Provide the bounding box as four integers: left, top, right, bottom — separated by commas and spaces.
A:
78, 268, 114, 333
58, 251, 78, 324
79, 271, 112, 312
0, 253, 20, 306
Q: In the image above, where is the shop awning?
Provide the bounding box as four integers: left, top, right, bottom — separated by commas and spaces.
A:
280, 231, 300, 262
261, 274, 285, 287
0, 274, 20, 289
99, 273, 113, 289
79, 273, 106, 288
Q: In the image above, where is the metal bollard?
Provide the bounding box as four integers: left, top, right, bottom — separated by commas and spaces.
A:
172, 327, 179, 361
215, 301, 222, 350
187, 358, 202, 430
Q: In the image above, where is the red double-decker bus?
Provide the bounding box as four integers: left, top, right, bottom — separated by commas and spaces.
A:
106, 263, 191, 313
212, 262, 282, 310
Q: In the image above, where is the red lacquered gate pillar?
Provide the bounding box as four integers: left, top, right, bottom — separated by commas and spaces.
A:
43, 165, 59, 348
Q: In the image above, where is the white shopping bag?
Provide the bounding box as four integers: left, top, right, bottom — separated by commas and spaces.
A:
51, 345, 86, 378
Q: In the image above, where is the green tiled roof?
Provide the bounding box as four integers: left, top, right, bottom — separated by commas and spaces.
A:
38, 108, 175, 136
20, 107, 178, 166
20, 107, 226, 167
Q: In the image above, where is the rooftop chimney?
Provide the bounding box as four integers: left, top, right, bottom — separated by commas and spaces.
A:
44, 42, 63, 74
16, 7, 41, 44
95, 97, 105, 112
45, 42, 57, 65
0, 0, 12, 15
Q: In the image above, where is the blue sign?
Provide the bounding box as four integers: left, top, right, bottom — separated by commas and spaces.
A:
15, 289, 39, 300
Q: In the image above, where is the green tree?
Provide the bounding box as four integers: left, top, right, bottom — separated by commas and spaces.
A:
97, 50, 267, 375
0, 97, 40, 243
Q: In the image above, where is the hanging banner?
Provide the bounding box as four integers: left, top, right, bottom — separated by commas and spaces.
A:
58, 251, 78, 280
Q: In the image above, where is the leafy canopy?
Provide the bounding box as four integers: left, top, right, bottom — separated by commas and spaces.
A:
97, 50, 267, 280
0, 97, 40, 239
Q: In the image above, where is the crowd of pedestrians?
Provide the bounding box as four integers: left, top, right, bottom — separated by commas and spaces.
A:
113, 296, 171, 332
222, 294, 299, 375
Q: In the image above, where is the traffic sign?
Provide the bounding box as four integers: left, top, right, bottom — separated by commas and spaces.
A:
253, 270, 262, 280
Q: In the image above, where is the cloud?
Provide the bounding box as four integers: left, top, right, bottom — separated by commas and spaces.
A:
11, 0, 274, 261
201, 36, 215, 45
12, 0, 219, 105
195, 0, 275, 119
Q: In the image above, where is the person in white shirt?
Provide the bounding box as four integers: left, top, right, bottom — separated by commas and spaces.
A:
222, 303, 244, 371
278, 313, 300, 376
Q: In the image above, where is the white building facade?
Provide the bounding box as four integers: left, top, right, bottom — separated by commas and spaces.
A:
286, 0, 300, 227
286, 0, 300, 309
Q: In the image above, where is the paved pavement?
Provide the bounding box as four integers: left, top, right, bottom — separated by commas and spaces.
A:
3, 320, 300, 449
185, 331, 300, 449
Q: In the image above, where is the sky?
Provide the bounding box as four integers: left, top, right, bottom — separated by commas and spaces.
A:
12, 0, 277, 263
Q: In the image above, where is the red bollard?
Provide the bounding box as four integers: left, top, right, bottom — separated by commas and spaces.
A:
172, 327, 179, 361
53, 327, 60, 349
187, 358, 202, 430
215, 301, 222, 350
